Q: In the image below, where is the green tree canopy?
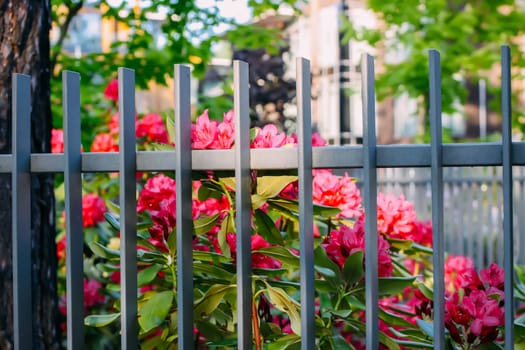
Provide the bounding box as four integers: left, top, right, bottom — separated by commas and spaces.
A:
50, 0, 300, 131
342, 0, 525, 137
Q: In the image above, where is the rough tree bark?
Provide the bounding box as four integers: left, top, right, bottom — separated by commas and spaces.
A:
0, 1, 59, 349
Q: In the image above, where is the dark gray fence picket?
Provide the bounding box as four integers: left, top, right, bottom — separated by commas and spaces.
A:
118, 67, 138, 349
233, 60, 253, 350
501, 44, 515, 350
63, 70, 84, 349
174, 64, 194, 349
12, 73, 32, 350
362, 53, 379, 349
297, 57, 314, 350
429, 49, 445, 350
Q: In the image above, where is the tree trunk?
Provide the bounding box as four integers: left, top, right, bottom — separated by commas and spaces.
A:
0, 1, 59, 349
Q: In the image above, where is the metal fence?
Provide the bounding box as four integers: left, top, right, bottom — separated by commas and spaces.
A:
348, 166, 525, 268
0, 47, 521, 349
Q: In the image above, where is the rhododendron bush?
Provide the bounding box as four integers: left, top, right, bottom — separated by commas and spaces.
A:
52, 80, 525, 349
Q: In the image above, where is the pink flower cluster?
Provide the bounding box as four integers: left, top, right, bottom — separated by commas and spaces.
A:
323, 218, 393, 277
445, 263, 505, 346
312, 170, 362, 219
137, 174, 177, 250
136, 113, 169, 144
190, 109, 326, 150
191, 110, 235, 149
52, 129, 64, 153
82, 194, 107, 228
59, 278, 105, 317
377, 193, 417, 238
214, 233, 282, 269
137, 175, 232, 251
104, 79, 119, 102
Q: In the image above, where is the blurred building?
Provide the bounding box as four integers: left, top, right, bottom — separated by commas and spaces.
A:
284, 0, 517, 144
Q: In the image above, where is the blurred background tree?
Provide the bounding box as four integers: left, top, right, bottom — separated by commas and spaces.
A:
50, 0, 301, 144
341, 0, 525, 140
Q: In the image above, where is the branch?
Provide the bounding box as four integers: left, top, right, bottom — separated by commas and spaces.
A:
50, 0, 84, 75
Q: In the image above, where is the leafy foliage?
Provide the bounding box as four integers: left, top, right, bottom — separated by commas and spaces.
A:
341, 0, 525, 136
50, 0, 301, 142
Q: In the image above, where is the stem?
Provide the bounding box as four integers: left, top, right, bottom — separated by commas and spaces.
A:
169, 258, 177, 292
252, 299, 262, 350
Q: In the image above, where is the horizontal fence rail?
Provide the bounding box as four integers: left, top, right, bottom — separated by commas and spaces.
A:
4, 142, 525, 173
2, 46, 518, 349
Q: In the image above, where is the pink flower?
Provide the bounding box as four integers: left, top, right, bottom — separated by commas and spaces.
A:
463, 290, 504, 336
136, 113, 169, 144
109, 112, 120, 135
409, 219, 433, 247
312, 170, 362, 219
251, 234, 282, 269
322, 218, 393, 277
480, 263, 504, 290
215, 233, 282, 269
251, 124, 286, 148
191, 110, 217, 149
456, 267, 483, 292
59, 278, 105, 319
212, 119, 235, 149
82, 194, 107, 227
312, 132, 327, 146
56, 235, 66, 260
445, 255, 475, 292
51, 129, 64, 153
137, 175, 178, 250
376, 193, 417, 238
91, 133, 118, 152
104, 79, 119, 102
84, 278, 105, 309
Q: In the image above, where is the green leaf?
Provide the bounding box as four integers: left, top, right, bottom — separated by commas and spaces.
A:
217, 214, 232, 258
195, 320, 231, 342
332, 334, 355, 350
345, 318, 401, 350
387, 238, 413, 251
104, 212, 120, 231
395, 340, 435, 348
85, 313, 120, 328
194, 284, 236, 317
416, 319, 434, 339
256, 175, 297, 199
88, 241, 120, 259
193, 250, 232, 263
138, 291, 174, 333
267, 334, 301, 350
254, 247, 300, 268
251, 194, 267, 209
193, 262, 235, 282
515, 318, 525, 342
378, 276, 417, 296
193, 213, 222, 235
388, 327, 434, 344
417, 283, 434, 300
342, 251, 364, 286
167, 230, 177, 256
253, 209, 284, 245
265, 285, 301, 336
314, 246, 342, 288
218, 177, 236, 191
268, 198, 341, 218
138, 264, 163, 287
